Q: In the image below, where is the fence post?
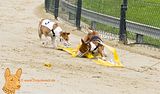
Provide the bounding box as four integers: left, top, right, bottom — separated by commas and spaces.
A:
76, 0, 82, 30
45, 0, 50, 12
119, 0, 128, 44
54, 0, 60, 20
91, 21, 96, 30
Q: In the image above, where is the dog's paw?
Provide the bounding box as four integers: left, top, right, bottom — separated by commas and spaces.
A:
65, 45, 71, 48
42, 42, 45, 45
104, 53, 107, 57
102, 57, 107, 61
41, 42, 46, 47
41, 41, 48, 46
63, 43, 69, 47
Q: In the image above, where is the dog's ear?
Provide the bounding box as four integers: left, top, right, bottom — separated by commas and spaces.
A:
60, 32, 64, 36
15, 68, 22, 78
92, 31, 98, 35
66, 32, 70, 35
81, 39, 85, 44
5, 68, 11, 78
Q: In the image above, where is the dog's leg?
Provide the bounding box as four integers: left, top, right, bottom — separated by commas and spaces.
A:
102, 49, 107, 57
98, 46, 106, 60
38, 28, 42, 40
38, 19, 43, 39
45, 36, 49, 45
49, 32, 56, 48
41, 36, 48, 47
38, 25, 42, 42
54, 37, 59, 49
38, 31, 46, 46
38, 23, 46, 47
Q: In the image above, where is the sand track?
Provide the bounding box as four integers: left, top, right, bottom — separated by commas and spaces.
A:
0, 0, 160, 94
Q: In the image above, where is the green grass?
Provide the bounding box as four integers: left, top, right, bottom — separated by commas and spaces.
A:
83, 0, 160, 28
143, 0, 160, 3
143, 36, 160, 48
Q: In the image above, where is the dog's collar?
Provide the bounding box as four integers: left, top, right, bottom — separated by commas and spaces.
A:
51, 29, 55, 37
2, 86, 15, 94
91, 36, 102, 41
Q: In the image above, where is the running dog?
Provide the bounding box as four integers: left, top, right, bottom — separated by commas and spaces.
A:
38, 19, 70, 48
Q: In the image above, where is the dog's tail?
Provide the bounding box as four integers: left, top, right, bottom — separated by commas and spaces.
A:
38, 18, 44, 39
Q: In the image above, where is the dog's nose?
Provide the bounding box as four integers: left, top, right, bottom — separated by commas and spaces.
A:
17, 85, 21, 88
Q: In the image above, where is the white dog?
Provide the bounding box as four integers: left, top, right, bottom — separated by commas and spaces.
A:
38, 19, 70, 48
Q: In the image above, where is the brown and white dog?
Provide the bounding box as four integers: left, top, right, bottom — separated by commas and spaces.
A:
2, 68, 22, 94
38, 19, 70, 48
77, 29, 106, 60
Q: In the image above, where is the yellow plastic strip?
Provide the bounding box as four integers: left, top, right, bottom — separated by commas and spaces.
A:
93, 59, 124, 68
59, 43, 123, 68
62, 47, 77, 57
62, 47, 95, 58
95, 42, 124, 67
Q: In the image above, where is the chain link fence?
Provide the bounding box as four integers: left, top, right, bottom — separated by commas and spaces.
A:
127, 0, 160, 28
59, 0, 77, 25
45, 0, 55, 13
83, 0, 160, 28
82, 0, 160, 47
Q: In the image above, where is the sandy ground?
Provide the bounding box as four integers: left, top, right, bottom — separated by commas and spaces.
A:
0, 0, 160, 94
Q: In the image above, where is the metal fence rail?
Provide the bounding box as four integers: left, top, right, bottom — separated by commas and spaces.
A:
61, 0, 160, 39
